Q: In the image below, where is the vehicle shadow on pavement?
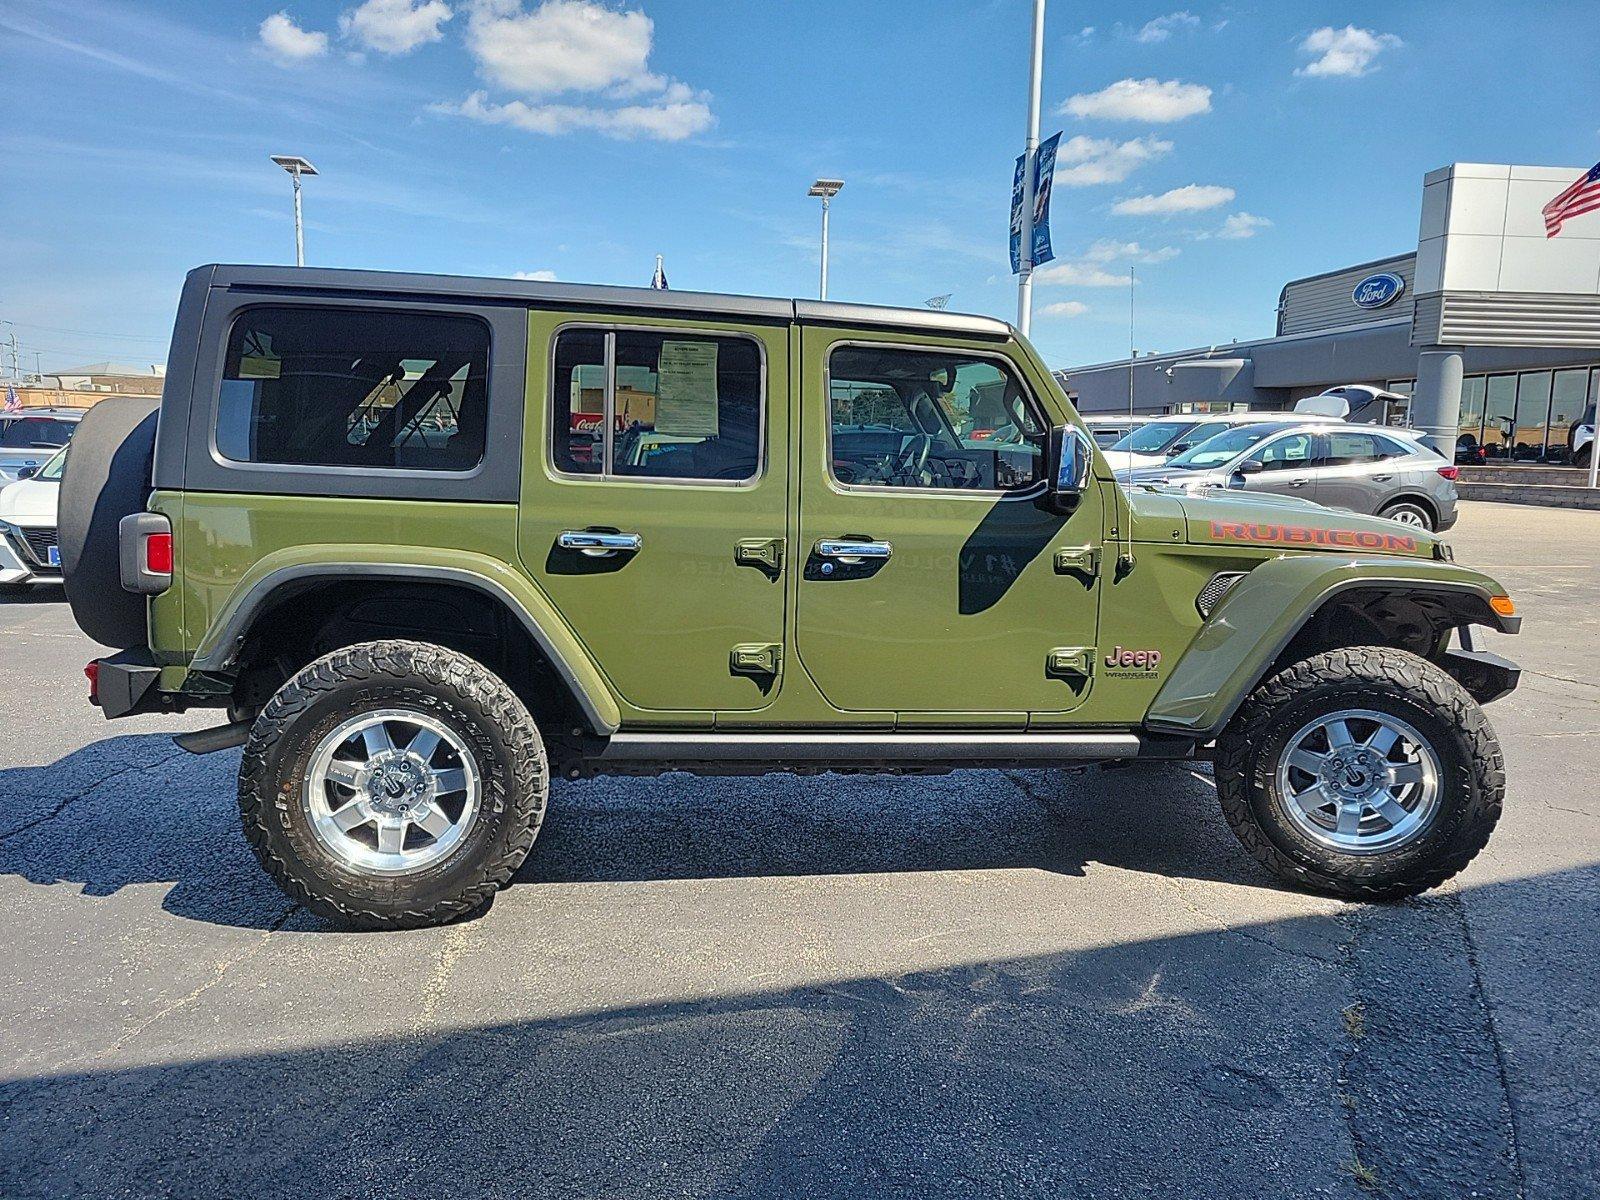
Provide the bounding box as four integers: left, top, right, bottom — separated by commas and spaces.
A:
4, 865, 1592, 1198
524, 763, 1275, 893
0, 584, 67, 606
0, 731, 1277, 933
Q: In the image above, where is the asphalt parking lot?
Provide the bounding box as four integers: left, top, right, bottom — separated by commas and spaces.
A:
1, 500, 1595, 1199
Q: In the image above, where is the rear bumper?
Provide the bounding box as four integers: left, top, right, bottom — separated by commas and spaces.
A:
88, 648, 163, 718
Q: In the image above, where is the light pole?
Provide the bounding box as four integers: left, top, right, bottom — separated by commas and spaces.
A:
808, 178, 844, 300
1016, 0, 1046, 336
270, 155, 318, 267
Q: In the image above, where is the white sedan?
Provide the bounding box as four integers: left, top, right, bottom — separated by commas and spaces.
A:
0, 445, 65, 589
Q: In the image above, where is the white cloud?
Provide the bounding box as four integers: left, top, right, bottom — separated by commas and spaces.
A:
1113, 184, 1235, 215
1081, 238, 1180, 264
1062, 77, 1212, 122
442, 1, 713, 141
1134, 11, 1199, 43
259, 11, 329, 63
1034, 240, 1180, 288
1039, 301, 1089, 319
1295, 26, 1402, 78
1034, 262, 1130, 288
438, 87, 712, 141
340, 0, 453, 55
466, 0, 653, 95
1054, 135, 1172, 185
513, 269, 558, 280
1213, 212, 1272, 239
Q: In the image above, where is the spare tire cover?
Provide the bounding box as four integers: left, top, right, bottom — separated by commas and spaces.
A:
59, 395, 161, 649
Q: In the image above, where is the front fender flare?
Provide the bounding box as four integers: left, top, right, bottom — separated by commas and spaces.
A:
1146, 554, 1516, 738
188, 547, 622, 735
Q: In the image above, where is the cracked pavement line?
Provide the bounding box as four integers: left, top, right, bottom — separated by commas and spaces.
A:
72, 904, 299, 1069
0, 749, 190, 843
1449, 891, 1530, 1200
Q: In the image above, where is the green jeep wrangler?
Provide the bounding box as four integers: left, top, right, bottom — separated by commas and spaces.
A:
60, 265, 1521, 929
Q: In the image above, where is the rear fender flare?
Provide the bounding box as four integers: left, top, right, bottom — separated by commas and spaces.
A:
189, 550, 621, 735
1145, 554, 1516, 737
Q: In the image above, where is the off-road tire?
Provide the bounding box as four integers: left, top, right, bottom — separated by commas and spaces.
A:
1215, 646, 1503, 900
1379, 500, 1435, 531
239, 639, 548, 929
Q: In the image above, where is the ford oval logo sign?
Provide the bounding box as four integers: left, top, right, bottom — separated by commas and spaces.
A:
1352, 272, 1405, 310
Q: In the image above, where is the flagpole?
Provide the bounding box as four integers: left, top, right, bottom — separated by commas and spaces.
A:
1016, 0, 1046, 337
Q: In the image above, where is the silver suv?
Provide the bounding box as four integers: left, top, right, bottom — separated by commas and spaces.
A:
1127, 422, 1459, 531
0, 409, 84, 484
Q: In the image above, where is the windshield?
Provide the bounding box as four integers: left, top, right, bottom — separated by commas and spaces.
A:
0, 417, 75, 449
1109, 418, 1198, 454
38, 446, 69, 481
1166, 423, 1292, 469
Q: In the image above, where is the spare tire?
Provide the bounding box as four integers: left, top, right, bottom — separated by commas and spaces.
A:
60, 395, 161, 648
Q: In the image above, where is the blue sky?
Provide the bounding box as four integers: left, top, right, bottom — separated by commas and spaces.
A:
2, 0, 1596, 374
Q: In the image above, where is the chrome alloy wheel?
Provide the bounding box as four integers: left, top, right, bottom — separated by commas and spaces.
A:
1387, 507, 1429, 528
1275, 709, 1441, 855
305, 710, 481, 875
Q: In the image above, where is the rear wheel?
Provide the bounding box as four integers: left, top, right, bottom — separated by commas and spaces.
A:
239, 639, 548, 929
1380, 500, 1434, 531
1215, 647, 1502, 900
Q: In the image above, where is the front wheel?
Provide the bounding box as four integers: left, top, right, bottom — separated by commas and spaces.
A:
239, 640, 548, 929
1215, 647, 1503, 900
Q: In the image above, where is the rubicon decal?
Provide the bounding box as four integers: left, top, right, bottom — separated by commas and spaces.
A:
1209, 521, 1418, 554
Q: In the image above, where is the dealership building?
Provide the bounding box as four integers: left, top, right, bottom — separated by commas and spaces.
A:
1057, 163, 1600, 463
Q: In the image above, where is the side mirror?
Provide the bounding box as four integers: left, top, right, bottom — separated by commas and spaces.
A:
1235, 458, 1265, 477
1166, 443, 1191, 457
16, 465, 37, 480
1046, 425, 1093, 510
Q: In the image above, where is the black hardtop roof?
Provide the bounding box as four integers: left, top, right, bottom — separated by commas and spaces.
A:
194, 264, 1015, 341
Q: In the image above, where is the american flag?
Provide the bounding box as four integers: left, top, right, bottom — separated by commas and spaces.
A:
2, 385, 19, 413
1542, 161, 1600, 238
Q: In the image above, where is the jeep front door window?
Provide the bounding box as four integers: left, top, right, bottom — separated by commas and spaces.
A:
827, 346, 1045, 492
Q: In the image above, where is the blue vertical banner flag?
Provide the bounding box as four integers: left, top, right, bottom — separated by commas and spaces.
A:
1010, 131, 1062, 274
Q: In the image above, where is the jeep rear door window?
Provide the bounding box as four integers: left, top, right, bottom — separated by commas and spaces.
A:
217, 307, 491, 471
550, 329, 762, 483
827, 346, 1045, 491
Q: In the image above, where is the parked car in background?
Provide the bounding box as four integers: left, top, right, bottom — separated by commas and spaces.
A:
1569, 403, 1594, 468
0, 444, 66, 589
1101, 410, 1344, 473
1127, 422, 1459, 530
1082, 415, 1151, 449
0, 409, 84, 484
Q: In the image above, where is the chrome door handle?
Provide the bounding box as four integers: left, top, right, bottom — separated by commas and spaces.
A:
1288, 477, 1311, 487
817, 539, 892, 561
558, 530, 642, 557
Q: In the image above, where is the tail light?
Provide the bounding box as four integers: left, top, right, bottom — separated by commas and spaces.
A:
117, 512, 172, 594
144, 531, 173, 574
85, 660, 101, 705
1437, 466, 1460, 481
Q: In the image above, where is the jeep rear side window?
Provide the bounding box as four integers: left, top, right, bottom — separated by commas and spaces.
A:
217, 307, 491, 472
827, 346, 1045, 491
551, 329, 762, 483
